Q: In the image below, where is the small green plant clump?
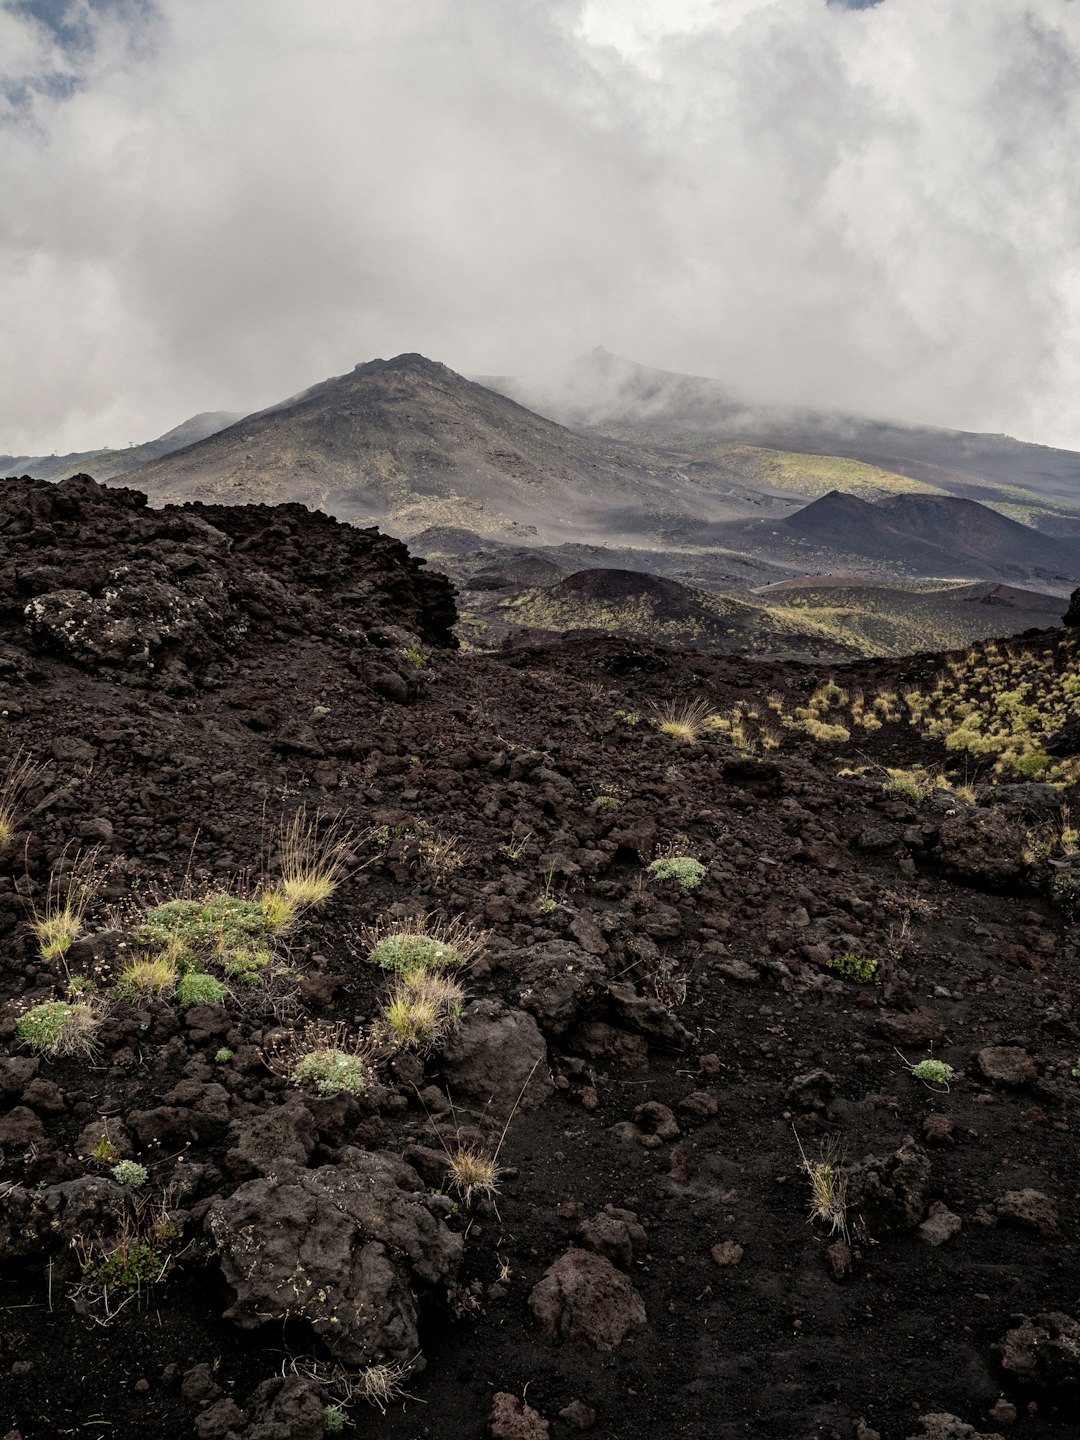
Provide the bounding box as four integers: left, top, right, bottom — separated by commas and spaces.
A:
1072, 1056, 1079, 1080
402, 646, 428, 667
79, 1211, 179, 1293
135, 894, 271, 973
323, 1404, 349, 1433
595, 794, 622, 811
292, 1048, 367, 1096
112, 1160, 149, 1188
214, 1047, 235, 1064
16, 1000, 100, 1056
113, 955, 178, 1000
648, 856, 706, 890
367, 915, 485, 974
381, 969, 464, 1050
175, 972, 229, 1009
826, 952, 879, 983
907, 1058, 955, 1088
91, 1132, 120, 1166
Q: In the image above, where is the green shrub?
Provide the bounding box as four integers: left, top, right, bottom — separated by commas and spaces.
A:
826, 952, 878, 983
292, 1049, 367, 1095
595, 795, 622, 811
111, 1160, 149, 1188
214, 1047, 234, 1064
175, 972, 228, 1008
647, 856, 706, 890
16, 1000, 100, 1056
908, 1059, 955, 1087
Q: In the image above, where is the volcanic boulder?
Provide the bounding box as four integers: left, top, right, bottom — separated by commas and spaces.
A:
207, 1150, 461, 1365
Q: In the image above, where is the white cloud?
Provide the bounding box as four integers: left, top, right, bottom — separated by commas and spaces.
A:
2, 0, 1080, 454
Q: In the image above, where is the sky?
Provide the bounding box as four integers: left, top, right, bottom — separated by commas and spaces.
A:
2, 0, 1079, 454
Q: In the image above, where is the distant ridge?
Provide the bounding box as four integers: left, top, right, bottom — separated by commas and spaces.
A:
1, 411, 243, 483
778, 490, 1080, 583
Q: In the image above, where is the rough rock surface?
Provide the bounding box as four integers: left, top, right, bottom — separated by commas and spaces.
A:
906, 1417, 1004, 1440
847, 1138, 932, 1235
207, 1151, 461, 1364
528, 1248, 646, 1351
1, 477, 1079, 1440
437, 999, 553, 1112
996, 1312, 1080, 1388
2, 474, 455, 689
488, 1391, 551, 1439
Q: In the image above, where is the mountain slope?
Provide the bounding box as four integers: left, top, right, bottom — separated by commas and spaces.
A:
1, 411, 243, 482
121, 353, 789, 542
743, 490, 1080, 584
491, 348, 1080, 512
705, 489, 1080, 584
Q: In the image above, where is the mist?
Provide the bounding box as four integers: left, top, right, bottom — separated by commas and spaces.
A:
2, 0, 1079, 454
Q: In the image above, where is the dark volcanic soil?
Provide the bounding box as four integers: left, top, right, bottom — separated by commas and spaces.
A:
1, 476, 1079, 1440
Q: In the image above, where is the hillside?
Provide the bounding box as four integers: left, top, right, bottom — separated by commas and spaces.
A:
492, 348, 1080, 513
468, 563, 1067, 659
1, 477, 1078, 1440
722, 490, 1080, 587
0, 411, 243, 483
121, 354, 785, 544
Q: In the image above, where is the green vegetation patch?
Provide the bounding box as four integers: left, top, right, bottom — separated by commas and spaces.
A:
175, 972, 229, 1009
292, 1049, 367, 1095
369, 933, 470, 973
826, 952, 879, 983
648, 856, 706, 890
135, 893, 272, 975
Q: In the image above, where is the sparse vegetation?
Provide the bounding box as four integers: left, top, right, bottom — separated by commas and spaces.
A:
273, 1021, 370, 1095
648, 855, 706, 890
826, 952, 878, 983
262, 806, 354, 920
16, 999, 101, 1057
113, 955, 178, 1000
72, 1194, 180, 1299
652, 697, 715, 744
366, 914, 486, 974
0, 750, 44, 843
111, 1161, 149, 1188
30, 847, 100, 965
899, 1055, 956, 1089
175, 971, 229, 1008
796, 1133, 848, 1240
381, 969, 464, 1050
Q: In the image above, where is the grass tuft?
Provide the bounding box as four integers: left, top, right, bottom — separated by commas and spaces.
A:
652, 697, 716, 744
366, 914, 487, 975
31, 847, 101, 965
0, 750, 45, 844
264, 806, 354, 913
16, 999, 101, 1057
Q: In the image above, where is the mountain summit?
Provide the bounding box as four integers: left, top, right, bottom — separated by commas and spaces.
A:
121, 353, 773, 542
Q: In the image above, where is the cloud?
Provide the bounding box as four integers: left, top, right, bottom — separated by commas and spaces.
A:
2, 0, 1080, 455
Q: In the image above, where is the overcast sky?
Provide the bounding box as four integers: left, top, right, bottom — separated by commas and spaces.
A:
2, 0, 1079, 454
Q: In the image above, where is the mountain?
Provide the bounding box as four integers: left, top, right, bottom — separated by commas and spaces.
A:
768, 490, 1080, 582
120, 353, 790, 542
490, 348, 1080, 512
1, 411, 243, 483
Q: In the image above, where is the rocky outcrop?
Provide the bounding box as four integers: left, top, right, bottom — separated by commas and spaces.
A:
207, 1150, 461, 1365
1, 474, 456, 688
